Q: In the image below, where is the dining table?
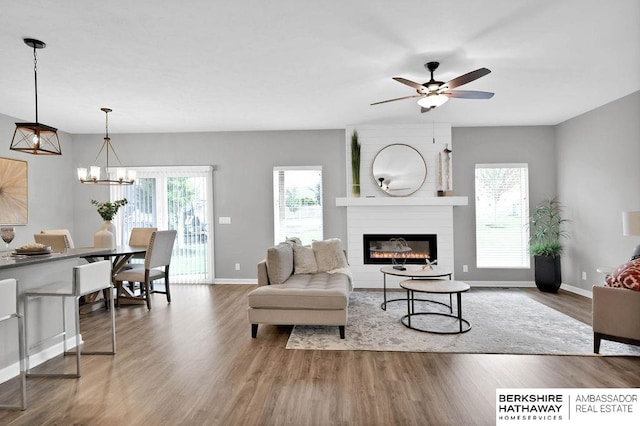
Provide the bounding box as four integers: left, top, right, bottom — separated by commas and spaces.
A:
82, 245, 148, 306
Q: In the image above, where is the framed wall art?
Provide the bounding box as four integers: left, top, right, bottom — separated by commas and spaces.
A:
0, 157, 28, 225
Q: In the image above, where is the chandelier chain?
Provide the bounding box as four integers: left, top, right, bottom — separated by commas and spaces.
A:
32, 44, 39, 124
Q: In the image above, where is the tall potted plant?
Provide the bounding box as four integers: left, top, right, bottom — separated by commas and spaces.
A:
351, 130, 361, 197
529, 197, 570, 293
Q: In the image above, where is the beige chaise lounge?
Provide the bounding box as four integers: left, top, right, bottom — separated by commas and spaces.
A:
248, 239, 352, 339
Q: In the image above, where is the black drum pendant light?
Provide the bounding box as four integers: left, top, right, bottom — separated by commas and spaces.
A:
9, 38, 62, 155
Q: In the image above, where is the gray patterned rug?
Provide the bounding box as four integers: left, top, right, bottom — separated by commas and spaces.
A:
286, 289, 640, 356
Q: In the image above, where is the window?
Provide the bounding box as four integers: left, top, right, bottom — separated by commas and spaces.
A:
475, 163, 530, 268
273, 166, 323, 245
110, 166, 214, 283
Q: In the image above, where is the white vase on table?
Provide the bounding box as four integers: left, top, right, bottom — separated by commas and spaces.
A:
94, 220, 116, 249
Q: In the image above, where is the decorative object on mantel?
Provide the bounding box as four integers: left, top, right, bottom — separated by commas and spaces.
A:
529, 197, 570, 293
78, 108, 136, 185
91, 198, 128, 249
370, 61, 494, 114
436, 151, 444, 196
9, 38, 62, 155
436, 147, 453, 196
350, 130, 361, 197
0, 157, 28, 225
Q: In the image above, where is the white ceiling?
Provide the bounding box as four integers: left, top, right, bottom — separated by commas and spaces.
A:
0, 0, 638, 134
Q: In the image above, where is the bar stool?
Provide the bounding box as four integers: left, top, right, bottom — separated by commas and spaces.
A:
0, 278, 27, 410
24, 260, 115, 378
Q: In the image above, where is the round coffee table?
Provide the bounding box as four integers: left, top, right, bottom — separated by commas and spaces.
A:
399, 279, 471, 334
379, 265, 452, 310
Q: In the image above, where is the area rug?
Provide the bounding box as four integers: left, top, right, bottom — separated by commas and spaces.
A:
286, 289, 640, 356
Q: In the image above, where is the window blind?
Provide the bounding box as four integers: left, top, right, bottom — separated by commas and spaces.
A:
475, 163, 530, 269
110, 166, 214, 283
273, 166, 323, 245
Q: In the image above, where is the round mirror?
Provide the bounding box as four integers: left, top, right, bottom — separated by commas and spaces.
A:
372, 144, 427, 197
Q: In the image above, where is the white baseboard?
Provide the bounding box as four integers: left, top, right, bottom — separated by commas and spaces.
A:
212, 278, 257, 285
560, 283, 593, 298
0, 334, 82, 384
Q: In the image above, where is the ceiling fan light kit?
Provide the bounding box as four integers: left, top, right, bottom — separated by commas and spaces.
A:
418, 93, 448, 109
9, 38, 62, 155
372, 61, 494, 114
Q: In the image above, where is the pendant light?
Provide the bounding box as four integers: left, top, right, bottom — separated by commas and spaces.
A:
77, 108, 136, 185
10, 38, 62, 155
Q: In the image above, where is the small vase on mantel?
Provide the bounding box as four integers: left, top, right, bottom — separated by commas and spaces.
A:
352, 183, 361, 198
94, 220, 116, 249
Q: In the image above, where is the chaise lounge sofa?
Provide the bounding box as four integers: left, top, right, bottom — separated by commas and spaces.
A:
247, 238, 352, 339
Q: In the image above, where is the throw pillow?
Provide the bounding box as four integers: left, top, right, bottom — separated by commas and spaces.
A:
605, 258, 640, 291
266, 243, 294, 284
312, 238, 348, 272
293, 244, 318, 274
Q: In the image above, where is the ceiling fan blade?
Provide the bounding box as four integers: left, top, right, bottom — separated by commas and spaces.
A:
420, 106, 432, 113
443, 90, 494, 99
371, 94, 422, 106
443, 68, 491, 90
392, 77, 425, 91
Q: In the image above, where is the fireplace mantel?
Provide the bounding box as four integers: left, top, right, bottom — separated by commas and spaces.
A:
336, 196, 468, 207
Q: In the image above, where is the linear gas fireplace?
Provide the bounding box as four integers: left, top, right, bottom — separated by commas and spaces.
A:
363, 234, 438, 265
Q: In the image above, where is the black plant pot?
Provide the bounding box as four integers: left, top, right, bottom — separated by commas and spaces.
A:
534, 255, 562, 293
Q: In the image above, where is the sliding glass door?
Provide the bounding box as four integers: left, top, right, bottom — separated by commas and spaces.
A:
110, 166, 214, 283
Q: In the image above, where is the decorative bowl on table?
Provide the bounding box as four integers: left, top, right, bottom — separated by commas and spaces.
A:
14, 243, 52, 256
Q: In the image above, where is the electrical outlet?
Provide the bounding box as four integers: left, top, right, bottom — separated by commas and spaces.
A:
582, 271, 587, 280
235, 263, 240, 271
462, 265, 468, 272
219, 217, 232, 225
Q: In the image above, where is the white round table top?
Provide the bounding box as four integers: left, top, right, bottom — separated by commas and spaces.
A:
380, 265, 453, 278
399, 279, 470, 294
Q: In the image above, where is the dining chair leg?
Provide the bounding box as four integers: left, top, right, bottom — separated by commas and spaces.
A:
115, 282, 121, 308
144, 281, 152, 310
165, 267, 171, 303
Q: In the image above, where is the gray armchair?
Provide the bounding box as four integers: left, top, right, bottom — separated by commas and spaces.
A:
592, 285, 640, 353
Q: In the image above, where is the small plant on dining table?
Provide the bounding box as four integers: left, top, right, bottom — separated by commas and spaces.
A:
91, 198, 128, 221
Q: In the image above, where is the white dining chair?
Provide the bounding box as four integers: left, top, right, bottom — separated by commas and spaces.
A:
126, 227, 157, 265
0, 278, 27, 410
40, 229, 75, 248
23, 260, 115, 378
33, 233, 72, 253
114, 230, 177, 310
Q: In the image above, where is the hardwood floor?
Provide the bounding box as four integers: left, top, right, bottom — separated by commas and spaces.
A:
1, 285, 638, 425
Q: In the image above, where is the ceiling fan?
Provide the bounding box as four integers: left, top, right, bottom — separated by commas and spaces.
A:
371, 61, 494, 113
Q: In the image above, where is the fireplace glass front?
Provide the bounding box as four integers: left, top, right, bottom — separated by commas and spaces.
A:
363, 234, 437, 265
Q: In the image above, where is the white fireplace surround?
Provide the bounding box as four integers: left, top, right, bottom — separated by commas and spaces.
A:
339, 123, 468, 289
337, 198, 467, 289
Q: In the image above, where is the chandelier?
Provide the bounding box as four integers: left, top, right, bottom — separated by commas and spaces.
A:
9, 38, 62, 155
77, 108, 136, 185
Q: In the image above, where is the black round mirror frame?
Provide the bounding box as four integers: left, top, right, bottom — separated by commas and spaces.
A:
372, 144, 427, 197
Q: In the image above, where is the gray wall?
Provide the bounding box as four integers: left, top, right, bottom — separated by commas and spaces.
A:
4, 91, 637, 286
71, 130, 347, 280
451, 126, 557, 282
556, 90, 640, 291
0, 113, 75, 247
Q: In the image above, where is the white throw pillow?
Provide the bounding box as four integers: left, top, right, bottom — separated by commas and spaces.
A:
312, 238, 348, 272
293, 244, 318, 274
266, 243, 294, 284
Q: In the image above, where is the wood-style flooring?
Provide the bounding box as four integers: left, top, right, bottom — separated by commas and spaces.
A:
1, 285, 638, 425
